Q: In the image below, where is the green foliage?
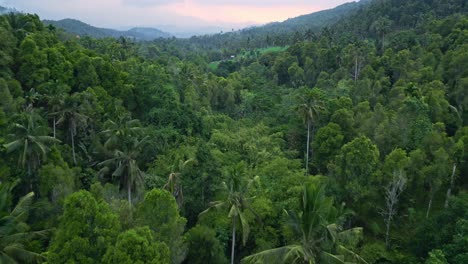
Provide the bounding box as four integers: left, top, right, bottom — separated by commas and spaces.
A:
136, 189, 187, 264
332, 136, 380, 203
0, 182, 45, 264
0, 2, 467, 263
184, 225, 228, 264
425, 250, 448, 264
242, 182, 366, 264
313, 122, 344, 173
47, 190, 120, 263
103, 226, 170, 264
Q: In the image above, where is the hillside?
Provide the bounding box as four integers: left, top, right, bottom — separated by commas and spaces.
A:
245, 0, 370, 34
44, 18, 172, 40
159, 0, 372, 55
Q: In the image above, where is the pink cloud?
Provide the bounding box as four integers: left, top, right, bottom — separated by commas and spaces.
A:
168, 2, 322, 24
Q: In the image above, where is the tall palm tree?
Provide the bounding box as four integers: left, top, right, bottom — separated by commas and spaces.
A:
200, 162, 259, 264
98, 136, 148, 206
242, 183, 367, 264
0, 182, 47, 263
54, 95, 88, 165
295, 89, 324, 175
163, 159, 194, 207
4, 109, 60, 188
46, 93, 65, 139
100, 114, 142, 150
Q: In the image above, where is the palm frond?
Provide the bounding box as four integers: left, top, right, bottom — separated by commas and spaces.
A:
4, 244, 44, 263
242, 246, 296, 264
10, 192, 34, 219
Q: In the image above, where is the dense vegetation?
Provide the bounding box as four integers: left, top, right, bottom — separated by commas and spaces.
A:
0, 0, 467, 263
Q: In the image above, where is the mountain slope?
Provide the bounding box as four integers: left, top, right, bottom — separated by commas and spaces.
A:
44, 18, 171, 40
175, 0, 372, 52
246, 0, 371, 34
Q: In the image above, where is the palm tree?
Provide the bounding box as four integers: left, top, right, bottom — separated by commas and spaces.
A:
4, 109, 60, 189
0, 182, 47, 263
242, 183, 367, 264
295, 88, 324, 175
46, 93, 65, 139
100, 114, 142, 150
163, 159, 195, 207
54, 94, 88, 165
200, 162, 259, 264
98, 136, 148, 206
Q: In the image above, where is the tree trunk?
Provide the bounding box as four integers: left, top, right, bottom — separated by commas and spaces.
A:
382, 33, 385, 52
385, 204, 393, 249
71, 129, 76, 165
426, 190, 433, 218
53, 116, 56, 139
128, 182, 132, 207
28, 162, 32, 192
231, 217, 236, 264
354, 56, 358, 82
444, 163, 457, 208
305, 119, 311, 175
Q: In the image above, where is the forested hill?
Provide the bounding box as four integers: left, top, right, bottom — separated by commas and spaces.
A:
171, 0, 370, 51
334, 0, 468, 39
0, 0, 467, 263
43, 18, 172, 40
246, 0, 370, 34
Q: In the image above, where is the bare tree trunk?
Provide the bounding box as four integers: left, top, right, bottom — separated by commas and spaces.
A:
128, 183, 132, 207
354, 56, 358, 82
71, 129, 76, 165
426, 190, 433, 218
445, 163, 457, 208
385, 203, 392, 248
383, 171, 406, 249
53, 116, 56, 139
305, 119, 311, 175
231, 217, 237, 264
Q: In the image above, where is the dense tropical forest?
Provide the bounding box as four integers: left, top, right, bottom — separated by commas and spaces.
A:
0, 0, 467, 263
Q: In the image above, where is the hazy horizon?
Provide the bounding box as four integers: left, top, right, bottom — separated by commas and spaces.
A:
1, 0, 353, 34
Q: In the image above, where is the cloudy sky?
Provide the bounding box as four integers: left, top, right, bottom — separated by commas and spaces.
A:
2, 0, 352, 31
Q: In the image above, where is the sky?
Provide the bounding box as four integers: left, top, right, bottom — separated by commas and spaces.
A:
1, 0, 352, 33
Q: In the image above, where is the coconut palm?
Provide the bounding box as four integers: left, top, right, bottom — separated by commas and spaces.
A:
242, 183, 367, 264
4, 109, 60, 188
45, 93, 65, 139
163, 158, 194, 207
295, 88, 324, 175
53, 94, 88, 165
0, 182, 47, 263
100, 114, 142, 150
200, 162, 259, 264
98, 136, 148, 206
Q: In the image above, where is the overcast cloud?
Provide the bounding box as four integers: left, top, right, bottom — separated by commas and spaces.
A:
2, 0, 353, 33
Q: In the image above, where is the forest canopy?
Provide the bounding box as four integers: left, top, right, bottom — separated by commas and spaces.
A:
0, 0, 467, 263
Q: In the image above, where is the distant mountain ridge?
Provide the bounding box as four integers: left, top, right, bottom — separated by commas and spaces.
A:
181, 0, 372, 51
43, 18, 172, 40
247, 0, 371, 34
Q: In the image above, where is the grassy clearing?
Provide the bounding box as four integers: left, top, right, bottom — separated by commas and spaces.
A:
208, 46, 288, 70
208, 61, 220, 71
